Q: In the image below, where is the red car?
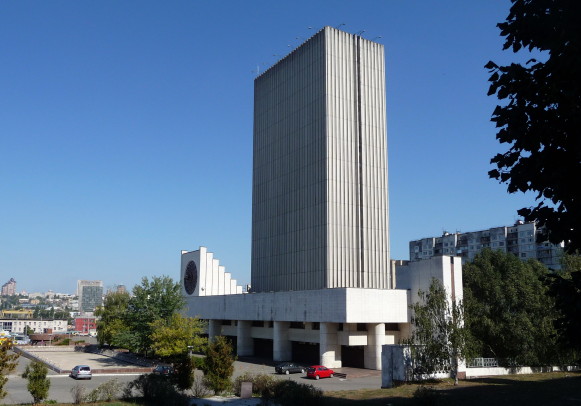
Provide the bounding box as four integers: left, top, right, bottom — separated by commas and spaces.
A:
306, 365, 334, 380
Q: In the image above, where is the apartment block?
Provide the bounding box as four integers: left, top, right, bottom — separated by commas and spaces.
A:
409, 221, 563, 269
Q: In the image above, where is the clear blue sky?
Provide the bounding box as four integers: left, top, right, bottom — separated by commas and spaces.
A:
1, 0, 536, 294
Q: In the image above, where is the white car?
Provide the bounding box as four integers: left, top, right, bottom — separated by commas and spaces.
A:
13, 335, 30, 345
70, 365, 92, 380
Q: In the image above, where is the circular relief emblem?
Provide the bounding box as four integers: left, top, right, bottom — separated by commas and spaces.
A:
184, 260, 198, 295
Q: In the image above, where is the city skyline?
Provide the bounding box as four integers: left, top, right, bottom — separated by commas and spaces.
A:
1, 1, 536, 292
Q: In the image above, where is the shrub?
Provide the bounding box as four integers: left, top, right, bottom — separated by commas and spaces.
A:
21, 361, 50, 404
271, 380, 323, 406
232, 372, 279, 398
55, 338, 71, 346
124, 373, 188, 406
70, 384, 86, 404
413, 385, 440, 406
173, 355, 196, 392
202, 336, 235, 395
0, 341, 19, 400
192, 356, 205, 370
191, 374, 210, 398
85, 378, 124, 402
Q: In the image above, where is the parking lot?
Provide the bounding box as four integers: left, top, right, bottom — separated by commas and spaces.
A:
16, 346, 150, 373
3, 349, 383, 405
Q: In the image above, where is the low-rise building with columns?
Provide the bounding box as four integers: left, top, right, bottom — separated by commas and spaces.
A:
181, 247, 462, 370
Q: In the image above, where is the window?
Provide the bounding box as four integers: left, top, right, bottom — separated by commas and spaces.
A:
521, 253, 527, 258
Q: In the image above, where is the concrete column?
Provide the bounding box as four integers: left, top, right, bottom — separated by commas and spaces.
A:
237, 320, 253, 357
273, 321, 292, 361
364, 323, 385, 370
320, 322, 341, 368
208, 319, 221, 342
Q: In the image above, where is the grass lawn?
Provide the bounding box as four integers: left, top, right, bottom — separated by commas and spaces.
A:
324, 372, 581, 405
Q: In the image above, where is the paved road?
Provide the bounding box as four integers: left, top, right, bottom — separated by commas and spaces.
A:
2, 356, 141, 405
2, 353, 382, 405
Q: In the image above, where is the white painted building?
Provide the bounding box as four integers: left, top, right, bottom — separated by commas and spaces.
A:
0, 318, 67, 334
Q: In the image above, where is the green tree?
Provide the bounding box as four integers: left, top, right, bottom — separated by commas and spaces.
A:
124, 276, 185, 355
407, 278, 468, 385
0, 341, 20, 400
22, 361, 50, 404
24, 325, 34, 336
150, 313, 207, 359
173, 355, 197, 392
95, 291, 130, 346
486, 0, 581, 251
150, 314, 207, 392
464, 249, 557, 366
202, 336, 235, 394
546, 254, 581, 355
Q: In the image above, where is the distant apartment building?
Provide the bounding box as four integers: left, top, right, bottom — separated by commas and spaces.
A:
409, 221, 564, 269
1, 278, 16, 296
0, 318, 67, 334
107, 284, 127, 295
77, 280, 103, 314
74, 316, 97, 335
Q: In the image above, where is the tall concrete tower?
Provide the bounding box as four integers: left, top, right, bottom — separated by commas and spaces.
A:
251, 26, 390, 292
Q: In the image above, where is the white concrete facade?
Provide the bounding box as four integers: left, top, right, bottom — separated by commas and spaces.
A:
182, 250, 460, 370
180, 247, 243, 297
252, 26, 390, 293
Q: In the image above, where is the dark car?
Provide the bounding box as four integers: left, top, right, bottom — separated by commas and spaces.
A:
275, 362, 305, 375
152, 365, 174, 376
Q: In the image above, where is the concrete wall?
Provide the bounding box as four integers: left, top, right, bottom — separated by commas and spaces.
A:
395, 255, 463, 322
183, 288, 408, 323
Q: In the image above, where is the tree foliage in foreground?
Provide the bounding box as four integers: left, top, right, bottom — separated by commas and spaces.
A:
486, 0, 581, 251
407, 278, 468, 385
22, 361, 50, 404
202, 336, 235, 394
0, 341, 19, 399
546, 254, 581, 355
463, 249, 558, 366
127, 275, 185, 355
150, 313, 207, 360
96, 275, 185, 356
95, 291, 130, 347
